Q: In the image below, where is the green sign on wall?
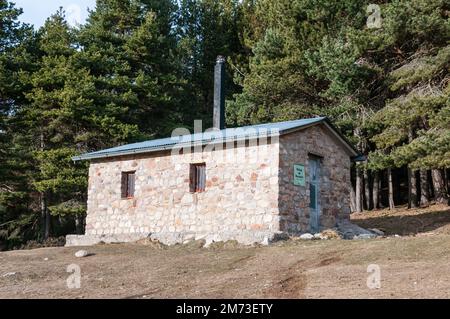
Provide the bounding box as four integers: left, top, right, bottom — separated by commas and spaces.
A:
293, 164, 305, 186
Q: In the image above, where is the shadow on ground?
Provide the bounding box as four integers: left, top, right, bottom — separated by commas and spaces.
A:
352, 206, 450, 236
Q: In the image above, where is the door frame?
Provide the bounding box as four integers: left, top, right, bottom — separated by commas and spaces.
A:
308, 154, 322, 233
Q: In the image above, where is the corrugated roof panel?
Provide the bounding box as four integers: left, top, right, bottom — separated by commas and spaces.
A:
72, 117, 344, 161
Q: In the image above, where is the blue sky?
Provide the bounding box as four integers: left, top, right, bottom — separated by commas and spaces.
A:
14, 0, 96, 28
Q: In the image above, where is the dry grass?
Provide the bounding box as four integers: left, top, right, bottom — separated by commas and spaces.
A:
1, 204, 450, 299
351, 204, 450, 236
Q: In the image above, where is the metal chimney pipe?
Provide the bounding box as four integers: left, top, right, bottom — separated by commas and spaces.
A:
213, 56, 226, 130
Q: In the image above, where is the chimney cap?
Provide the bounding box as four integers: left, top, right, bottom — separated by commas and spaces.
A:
216, 55, 226, 63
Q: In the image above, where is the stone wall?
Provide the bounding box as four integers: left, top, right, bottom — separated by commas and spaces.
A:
81, 140, 281, 245
278, 124, 352, 234
66, 123, 354, 247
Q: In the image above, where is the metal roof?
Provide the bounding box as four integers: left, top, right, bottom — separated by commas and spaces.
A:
72, 117, 359, 161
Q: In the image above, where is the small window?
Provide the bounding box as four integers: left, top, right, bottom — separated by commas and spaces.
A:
189, 163, 206, 193
121, 171, 135, 199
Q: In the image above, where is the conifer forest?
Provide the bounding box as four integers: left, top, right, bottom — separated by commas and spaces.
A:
0, 0, 448, 249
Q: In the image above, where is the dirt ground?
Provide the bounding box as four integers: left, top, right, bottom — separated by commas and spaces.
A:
1, 204, 450, 299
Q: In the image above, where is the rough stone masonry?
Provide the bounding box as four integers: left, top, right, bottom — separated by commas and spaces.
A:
66, 123, 355, 246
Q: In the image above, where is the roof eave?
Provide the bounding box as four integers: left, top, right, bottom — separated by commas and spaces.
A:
72, 117, 360, 161
72, 132, 282, 162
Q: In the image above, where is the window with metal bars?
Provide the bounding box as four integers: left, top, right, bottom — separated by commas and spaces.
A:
121, 171, 135, 199
189, 163, 206, 193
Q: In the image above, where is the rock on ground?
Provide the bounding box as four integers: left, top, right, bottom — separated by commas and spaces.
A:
299, 233, 314, 240
75, 250, 89, 258
337, 219, 378, 239
320, 229, 341, 239
2, 272, 16, 277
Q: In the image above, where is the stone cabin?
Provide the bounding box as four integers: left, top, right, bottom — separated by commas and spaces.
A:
66, 57, 359, 246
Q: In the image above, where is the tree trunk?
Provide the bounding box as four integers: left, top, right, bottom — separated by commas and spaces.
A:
350, 184, 356, 213
420, 169, 429, 207
387, 168, 395, 210
75, 215, 84, 234
432, 169, 447, 204
445, 169, 449, 205
446, 169, 449, 193
372, 171, 379, 210
408, 168, 418, 208
40, 130, 50, 239
41, 193, 50, 240
355, 165, 363, 213
407, 127, 418, 208
364, 168, 371, 210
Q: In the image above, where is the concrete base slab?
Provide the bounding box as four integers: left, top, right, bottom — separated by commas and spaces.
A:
66, 230, 287, 247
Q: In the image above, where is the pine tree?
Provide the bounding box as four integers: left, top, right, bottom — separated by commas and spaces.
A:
368, 0, 449, 204
0, 0, 35, 248
78, 0, 181, 138
178, 0, 247, 129
16, 11, 86, 238
16, 10, 142, 239
228, 0, 377, 132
